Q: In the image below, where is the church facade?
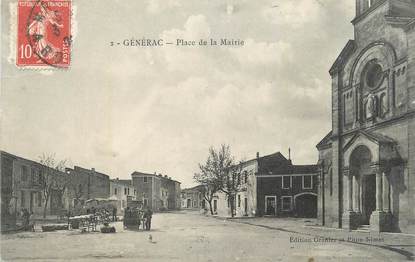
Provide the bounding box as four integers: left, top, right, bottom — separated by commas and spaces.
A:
317, 0, 415, 233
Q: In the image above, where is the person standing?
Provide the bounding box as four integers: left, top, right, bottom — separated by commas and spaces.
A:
144, 208, 153, 231
28, 211, 35, 232
112, 207, 117, 222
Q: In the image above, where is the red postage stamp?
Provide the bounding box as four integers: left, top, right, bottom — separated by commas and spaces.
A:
17, 0, 71, 68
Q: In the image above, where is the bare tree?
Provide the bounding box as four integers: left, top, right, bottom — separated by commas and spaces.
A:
193, 144, 234, 215
39, 154, 68, 218
69, 181, 84, 208
220, 162, 245, 218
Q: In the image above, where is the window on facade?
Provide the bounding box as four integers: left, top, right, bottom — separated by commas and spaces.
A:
365, 62, 383, 89
124, 188, 127, 195
238, 195, 241, 207
31, 168, 36, 184
281, 196, 292, 211
37, 192, 42, 207
21, 191, 25, 207
114, 188, 118, 195
143, 176, 148, 183
303, 176, 312, 189
21, 166, 28, 181
38, 170, 43, 185
143, 198, 148, 207
127, 188, 130, 195
134, 190, 136, 195
282, 176, 291, 189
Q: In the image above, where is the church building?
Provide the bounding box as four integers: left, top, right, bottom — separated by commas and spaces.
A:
317, 0, 415, 233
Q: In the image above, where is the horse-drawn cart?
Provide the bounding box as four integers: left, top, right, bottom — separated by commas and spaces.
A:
123, 209, 144, 230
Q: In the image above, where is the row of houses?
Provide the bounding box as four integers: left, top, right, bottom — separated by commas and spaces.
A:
181, 152, 319, 218
0, 151, 181, 229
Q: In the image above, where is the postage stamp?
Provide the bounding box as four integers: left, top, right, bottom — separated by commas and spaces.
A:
16, 0, 71, 68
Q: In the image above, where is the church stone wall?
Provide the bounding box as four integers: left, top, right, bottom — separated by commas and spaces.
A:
318, 0, 415, 233
406, 118, 415, 233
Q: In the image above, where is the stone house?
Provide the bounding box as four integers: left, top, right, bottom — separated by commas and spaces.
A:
212, 151, 317, 218
65, 166, 110, 207
131, 171, 181, 211
257, 159, 318, 218
317, 0, 415, 233
109, 178, 136, 214
0, 151, 72, 225
181, 185, 205, 209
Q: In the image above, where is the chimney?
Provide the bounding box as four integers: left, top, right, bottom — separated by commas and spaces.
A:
164, 175, 168, 178
91, 168, 95, 172
256, 152, 259, 159
288, 148, 291, 160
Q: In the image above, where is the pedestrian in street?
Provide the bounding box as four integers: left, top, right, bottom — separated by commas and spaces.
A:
28, 211, 35, 232
112, 207, 117, 222
22, 209, 30, 230
123, 207, 130, 229
144, 207, 153, 231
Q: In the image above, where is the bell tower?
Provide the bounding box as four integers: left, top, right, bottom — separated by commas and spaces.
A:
356, 0, 381, 17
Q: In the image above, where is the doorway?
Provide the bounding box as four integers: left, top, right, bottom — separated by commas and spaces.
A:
265, 196, 276, 216
295, 194, 317, 218
362, 174, 376, 224
29, 192, 34, 213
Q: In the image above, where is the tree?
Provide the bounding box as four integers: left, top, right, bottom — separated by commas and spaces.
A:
39, 153, 68, 218
193, 144, 235, 215
69, 181, 84, 208
220, 162, 245, 218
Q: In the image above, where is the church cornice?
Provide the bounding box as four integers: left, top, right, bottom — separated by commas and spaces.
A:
340, 110, 415, 138
405, 18, 415, 31
329, 40, 356, 76
351, 0, 388, 25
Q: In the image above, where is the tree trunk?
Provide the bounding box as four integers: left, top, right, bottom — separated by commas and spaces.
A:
207, 199, 214, 215
229, 195, 235, 218
43, 193, 50, 218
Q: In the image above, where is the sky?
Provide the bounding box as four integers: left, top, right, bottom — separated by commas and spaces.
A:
1, 0, 355, 188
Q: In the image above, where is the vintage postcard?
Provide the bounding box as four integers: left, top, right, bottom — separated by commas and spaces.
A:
1, 0, 415, 261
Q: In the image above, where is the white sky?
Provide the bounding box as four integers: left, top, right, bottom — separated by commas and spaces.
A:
1, 0, 355, 188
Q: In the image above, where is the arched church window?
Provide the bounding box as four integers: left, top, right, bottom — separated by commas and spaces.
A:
365, 63, 383, 89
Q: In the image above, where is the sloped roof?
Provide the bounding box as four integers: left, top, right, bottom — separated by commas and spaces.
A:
316, 131, 333, 149
290, 165, 319, 173
329, 40, 356, 75
343, 130, 396, 152
182, 185, 205, 192
256, 151, 317, 175
110, 179, 132, 186
257, 152, 291, 174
